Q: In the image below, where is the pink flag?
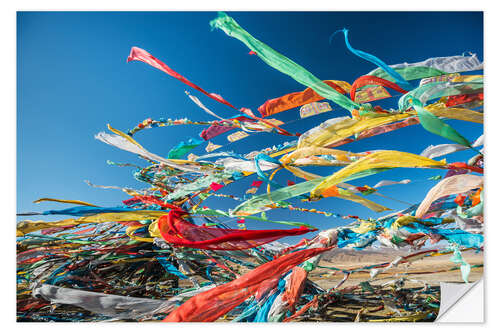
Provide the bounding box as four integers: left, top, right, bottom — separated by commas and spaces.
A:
209, 182, 224, 191
127, 47, 238, 110
128, 47, 295, 137
251, 180, 263, 187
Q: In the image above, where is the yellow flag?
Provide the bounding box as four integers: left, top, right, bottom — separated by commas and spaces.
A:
33, 198, 98, 207
298, 114, 411, 149
311, 150, 447, 197
425, 103, 483, 124
17, 210, 167, 236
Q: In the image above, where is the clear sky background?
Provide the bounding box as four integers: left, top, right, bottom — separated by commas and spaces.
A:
17, 11, 483, 243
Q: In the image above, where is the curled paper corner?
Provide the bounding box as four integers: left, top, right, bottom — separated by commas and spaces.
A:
436, 278, 483, 322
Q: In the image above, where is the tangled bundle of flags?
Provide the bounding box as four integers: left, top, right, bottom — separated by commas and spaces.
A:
17, 12, 483, 322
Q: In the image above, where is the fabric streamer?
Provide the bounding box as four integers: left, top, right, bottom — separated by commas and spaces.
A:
367, 54, 483, 81
354, 85, 391, 103
33, 283, 214, 320
128, 47, 239, 110
168, 137, 204, 159
205, 141, 222, 152
33, 198, 99, 207
349, 75, 408, 102
299, 102, 332, 118
163, 246, 333, 322
227, 131, 250, 142
18, 14, 483, 324
399, 80, 483, 145
96, 125, 214, 175
210, 12, 362, 113
415, 174, 483, 218
333, 29, 412, 91
420, 134, 484, 159
297, 114, 412, 149
373, 179, 411, 188
311, 150, 447, 197
258, 80, 350, 117
158, 209, 315, 250
185, 91, 226, 120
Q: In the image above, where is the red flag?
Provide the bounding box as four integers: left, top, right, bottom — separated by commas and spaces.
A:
158, 209, 314, 251
209, 182, 224, 191
349, 75, 407, 102
164, 245, 332, 322
251, 180, 263, 187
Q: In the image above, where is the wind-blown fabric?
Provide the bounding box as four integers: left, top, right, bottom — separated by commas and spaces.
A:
368, 54, 483, 81
399, 81, 483, 146
18, 14, 484, 323
311, 151, 447, 197
210, 12, 361, 113
420, 143, 470, 159
297, 114, 411, 149
258, 80, 350, 117
33, 197, 98, 207
373, 179, 411, 188
400, 80, 483, 112
33, 283, 214, 320
199, 116, 250, 141
163, 246, 333, 322
216, 157, 279, 173
335, 29, 412, 91
282, 267, 308, 312
205, 141, 222, 152
38, 205, 166, 217
280, 146, 364, 166
128, 47, 238, 110
158, 209, 315, 250
446, 92, 483, 107
420, 73, 460, 86
128, 46, 295, 138
450, 212, 483, 234
354, 85, 391, 103
84, 180, 140, 196
349, 75, 408, 102
412, 100, 471, 147
253, 153, 284, 190
167, 137, 204, 159
125, 195, 180, 210
156, 257, 189, 279
299, 101, 332, 118
356, 117, 420, 140
209, 182, 224, 191
425, 103, 483, 124
420, 134, 484, 159
227, 131, 250, 142
165, 171, 235, 201
17, 210, 168, 237
185, 91, 226, 120
415, 174, 483, 218
95, 126, 213, 175
232, 175, 389, 216
17, 219, 77, 237
457, 192, 484, 219
239, 108, 296, 137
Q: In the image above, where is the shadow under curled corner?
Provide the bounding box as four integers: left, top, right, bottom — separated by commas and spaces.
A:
436, 278, 484, 322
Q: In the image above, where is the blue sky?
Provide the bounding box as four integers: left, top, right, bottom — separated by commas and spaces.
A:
17, 11, 483, 243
